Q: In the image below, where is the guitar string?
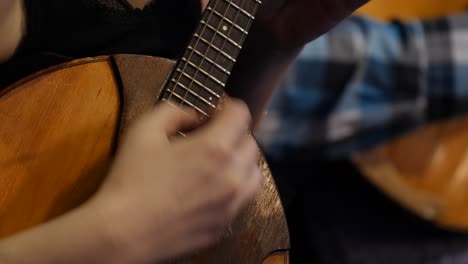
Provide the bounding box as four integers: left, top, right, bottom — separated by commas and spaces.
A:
164, 0, 221, 110
179, 0, 234, 118
206, 0, 245, 108
201, 0, 261, 110
165, 0, 258, 115
165, 0, 260, 117
165, 0, 220, 107
209, 0, 255, 102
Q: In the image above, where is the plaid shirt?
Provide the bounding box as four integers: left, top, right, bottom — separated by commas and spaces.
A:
257, 11, 468, 160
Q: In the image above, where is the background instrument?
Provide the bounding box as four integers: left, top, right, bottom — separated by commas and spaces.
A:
353, 0, 468, 232
356, 0, 468, 21
0, 0, 290, 263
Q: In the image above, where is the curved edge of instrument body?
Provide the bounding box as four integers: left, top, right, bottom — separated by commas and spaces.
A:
0, 56, 111, 97
352, 122, 468, 233
0, 54, 290, 263
112, 54, 290, 263
0, 55, 119, 237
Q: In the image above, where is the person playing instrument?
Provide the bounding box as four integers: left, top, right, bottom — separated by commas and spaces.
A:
258, 8, 468, 264
0, 0, 368, 263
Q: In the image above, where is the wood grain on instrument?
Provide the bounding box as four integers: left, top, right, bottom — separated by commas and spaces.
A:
0, 57, 119, 237
0, 55, 289, 263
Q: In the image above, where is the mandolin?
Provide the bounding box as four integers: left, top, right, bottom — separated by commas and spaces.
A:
0, 0, 290, 263
353, 0, 468, 233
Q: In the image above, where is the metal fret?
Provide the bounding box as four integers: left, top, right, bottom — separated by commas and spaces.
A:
193, 33, 237, 64
188, 46, 230, 75
176, 68, 222, 97
200, 20, 242, 49
170, 79, 216, 108
161, 0, 262, 115
180, 58, 226, 87
207, 7, 248, 35
161, 98, 188, 112
224, 0, 255, 19
166, 90, 209, 116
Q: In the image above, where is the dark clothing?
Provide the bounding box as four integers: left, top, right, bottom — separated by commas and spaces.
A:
260, 11, 468, 264
269, 158, 468, 264
0, 0, 201, 88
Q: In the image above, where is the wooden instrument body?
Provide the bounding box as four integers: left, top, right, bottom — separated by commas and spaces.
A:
353, 117, 468, 231
356, 0, 468, 21
0, 55, 289, 263
353, 0, 468, 232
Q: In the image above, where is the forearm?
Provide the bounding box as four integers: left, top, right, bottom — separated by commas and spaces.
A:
225, 0, 368, 130
0, 0, 25, 63
227, 28, 302, 130
0, 201, 127, 264
256, 15, 451, 159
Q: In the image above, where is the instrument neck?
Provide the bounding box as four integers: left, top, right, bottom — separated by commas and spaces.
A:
161, 0, 262, 118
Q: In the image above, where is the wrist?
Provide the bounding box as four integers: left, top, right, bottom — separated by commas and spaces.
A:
0, 196, 139, 264
82, 196, 139, 264
86, 190, 165, 264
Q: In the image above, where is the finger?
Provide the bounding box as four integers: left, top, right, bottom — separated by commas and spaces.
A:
191, 98, 252, 148
228, 162, 262, 221
201, 0, 209, 10
244, 161, 263, 205
143, 102, 200, 138
226, 135, 262, 220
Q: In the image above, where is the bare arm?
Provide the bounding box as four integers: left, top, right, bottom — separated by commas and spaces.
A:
0, 202, 123, 264
0, 0, 25, 63
0, 101, 260, 264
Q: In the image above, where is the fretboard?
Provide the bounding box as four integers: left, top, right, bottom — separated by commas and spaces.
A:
161, 0, 262, 117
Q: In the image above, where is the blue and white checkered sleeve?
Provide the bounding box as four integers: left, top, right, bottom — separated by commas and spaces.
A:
425, 12, 468, 122
257, 12, 468, 161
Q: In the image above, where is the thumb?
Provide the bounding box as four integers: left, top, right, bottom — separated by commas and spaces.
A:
157, 102, 201, 137
136, 102, 201, 140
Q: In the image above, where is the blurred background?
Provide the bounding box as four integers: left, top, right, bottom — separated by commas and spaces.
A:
357, 0, 468, 21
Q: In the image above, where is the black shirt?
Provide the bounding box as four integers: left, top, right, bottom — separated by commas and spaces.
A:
0, 0, 202, 88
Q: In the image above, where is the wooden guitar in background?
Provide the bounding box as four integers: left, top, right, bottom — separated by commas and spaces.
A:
352, 0, 468, 232
0, 0, 290, 263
